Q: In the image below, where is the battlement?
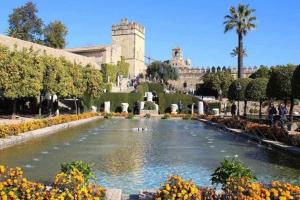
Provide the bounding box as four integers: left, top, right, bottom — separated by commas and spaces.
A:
112, 18, 145, 35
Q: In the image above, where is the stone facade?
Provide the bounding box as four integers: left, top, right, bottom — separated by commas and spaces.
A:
0, 34, 99, 69
112, 18, 146, 77
66, 18, 146, 78
169, 47, 258, 91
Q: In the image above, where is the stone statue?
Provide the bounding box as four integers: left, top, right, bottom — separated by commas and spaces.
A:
121, 103, 129, 113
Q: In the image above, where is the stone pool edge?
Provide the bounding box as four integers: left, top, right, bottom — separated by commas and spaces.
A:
0, 116, 103, 150
198, 118, 300, 156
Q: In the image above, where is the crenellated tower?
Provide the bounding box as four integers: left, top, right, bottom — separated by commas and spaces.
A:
112, 18, 146, 77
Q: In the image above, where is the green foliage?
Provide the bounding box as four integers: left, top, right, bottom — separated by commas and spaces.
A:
267, 65, 296, 100
158, 94, 198, 113
83, 64, 104, 98
101, 57, 129, 83
162, 113, 171, 119
292, 65, 300, 99
0, 46, 43, 99
67, 62, 86, 98
182, 114, 192, 120
42, 56, 73, 97
144, 101, 156, 110
104, 112, 113, 119
94, 93, 143, 112
202, 71, 234, 97
8, 1, 43, 43
245, 78, 268, 101
145, 113, 151, 119
207, 102, 221, 110
137, 82, 164, 96
44, 20, 68, 49
147, 61, 179, 83
211, 159, 256, 188
61, 161, 95, 182
249, 66, 270, 79
228, 78, 252, 101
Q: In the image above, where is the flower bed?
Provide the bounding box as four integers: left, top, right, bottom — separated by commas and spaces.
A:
155, 175, 300, 200
201, 116, 300, 147
0, 112, 99, 138
0, 164, 106, 200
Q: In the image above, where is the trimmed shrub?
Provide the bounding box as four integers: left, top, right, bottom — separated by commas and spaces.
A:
94, 93, 142, 112
158, 93, 198, 114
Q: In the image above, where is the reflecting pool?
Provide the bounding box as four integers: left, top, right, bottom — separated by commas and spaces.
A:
0, 119, 299, 193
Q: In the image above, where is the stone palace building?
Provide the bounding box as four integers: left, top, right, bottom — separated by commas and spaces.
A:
66, 18, 146, 78
168, 47, 258, 91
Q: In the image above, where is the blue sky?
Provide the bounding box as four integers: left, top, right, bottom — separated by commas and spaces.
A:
1, 0, 300, 67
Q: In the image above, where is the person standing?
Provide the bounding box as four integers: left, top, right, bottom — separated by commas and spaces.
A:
231, 103, 237, 116
278, 103, 287, 128
268, 103, 277, 126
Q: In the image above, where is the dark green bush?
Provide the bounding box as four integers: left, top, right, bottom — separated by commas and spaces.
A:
211, 159, 256, 189
158, 93, 198, 114
137, 83, 164, 96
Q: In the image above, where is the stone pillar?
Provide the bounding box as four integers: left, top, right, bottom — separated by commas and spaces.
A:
171, 104, 178, 114
140, 101, 145, 110
104, 101, 110, 113
91, 106, 97, 113
121, 103, 129, 113
155, 104, 159, 112
191, 103, 195, 115
198, 101, 204, 115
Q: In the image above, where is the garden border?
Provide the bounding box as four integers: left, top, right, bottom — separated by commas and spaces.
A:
0, 116, 103, 150
198, 118, 300, 156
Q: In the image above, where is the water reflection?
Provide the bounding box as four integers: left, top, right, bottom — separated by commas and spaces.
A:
0, 119, 299, 193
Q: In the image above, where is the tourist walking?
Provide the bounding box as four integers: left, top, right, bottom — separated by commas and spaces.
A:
278, 103, 287, 128
268, 103, 277, 126
231, 103, 237, 116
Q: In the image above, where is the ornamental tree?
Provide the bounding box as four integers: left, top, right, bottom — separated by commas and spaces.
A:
267, 65, 296, 123
249, 65, 270, 79
8, 1, 43, 43
228, 78, 252, 116
84, 65, 104, 98
245, 78, 268, 121
0, 46, 43, 117
202, 71, 234, 98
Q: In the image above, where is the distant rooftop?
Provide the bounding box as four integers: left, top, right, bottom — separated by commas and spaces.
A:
65, 45, 109, 53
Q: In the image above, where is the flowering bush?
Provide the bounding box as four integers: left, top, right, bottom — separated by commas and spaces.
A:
0, 164, 106, 200
155, 175, 201, 200
0, 112, 99, 138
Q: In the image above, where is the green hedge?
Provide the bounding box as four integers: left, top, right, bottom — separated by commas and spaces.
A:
94, 93, 142, 112
158, 94, 199, 114
137, 83, 164, 95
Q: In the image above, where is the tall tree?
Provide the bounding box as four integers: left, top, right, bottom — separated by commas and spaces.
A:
224, 4, 256, 78
146, 61, 179, 84
44, 21, 68, 49
84, 65, 105, 98
245, 78, 268, 122
202, 71, 234, 98
230, 47, 247, 57
228, 78, 252, 116
8, 1, 43, 43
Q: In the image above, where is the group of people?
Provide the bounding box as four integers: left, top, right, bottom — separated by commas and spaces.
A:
228, 102, 288, 128
268, 103, 288, 128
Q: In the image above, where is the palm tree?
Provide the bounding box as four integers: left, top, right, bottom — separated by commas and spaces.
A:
224, 4, 256, 78
230, 47, 247, 57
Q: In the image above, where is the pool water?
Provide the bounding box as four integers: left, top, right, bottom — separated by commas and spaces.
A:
0, 119, 299, 193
